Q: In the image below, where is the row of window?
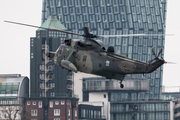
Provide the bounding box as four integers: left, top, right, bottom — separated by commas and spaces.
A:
110, 92, 164, 102
57, 6, 143, 15
27, 101, 42, 108
31, 118, 59, 120
50, 101, 65, 107
60, 13, 162, 27
39, 73, 55, 80
39, 82, 55, 89
53, 0, 129, 7
39, 91, 56, 97
0, 100, 18, 105
31, 109, 77, 118
62, 21, 162, 31
81, 109, 101, 119
110, 112, 169, 120
51, 0, 160, 8
111, 103, 170, 112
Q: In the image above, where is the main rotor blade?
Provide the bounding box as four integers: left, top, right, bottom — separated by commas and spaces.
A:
4, 20, 84, 37
98, 34, 173, 38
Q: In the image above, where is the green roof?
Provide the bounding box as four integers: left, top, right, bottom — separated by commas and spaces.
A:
38, 15, 67, 31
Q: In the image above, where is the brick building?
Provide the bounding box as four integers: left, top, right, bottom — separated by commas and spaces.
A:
25, 97, 78, 120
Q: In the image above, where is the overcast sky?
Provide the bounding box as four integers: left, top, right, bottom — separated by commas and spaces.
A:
0, 0, 180, 92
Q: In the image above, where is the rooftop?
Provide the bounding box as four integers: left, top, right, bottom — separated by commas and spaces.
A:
38, 15, 66, 31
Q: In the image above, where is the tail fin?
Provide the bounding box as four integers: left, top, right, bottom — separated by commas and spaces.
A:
145, 58, 165, 73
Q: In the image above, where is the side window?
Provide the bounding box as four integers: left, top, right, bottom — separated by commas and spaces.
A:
38, 101, 42, 108
105, 60, 110, 66
77, 55, 81, 60
83, 55, 87, 62
50, 101, 53, 108
27, 101, 30, 105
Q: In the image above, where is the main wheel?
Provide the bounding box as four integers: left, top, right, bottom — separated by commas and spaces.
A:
120, 84, 124, 88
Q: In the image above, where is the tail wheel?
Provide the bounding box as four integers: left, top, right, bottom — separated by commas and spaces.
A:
120, 84, 124, 88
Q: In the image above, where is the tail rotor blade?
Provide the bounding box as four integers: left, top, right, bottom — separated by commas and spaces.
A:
157, 47, 164, 57
151, 46, 156, 57
164, 61, 176, 64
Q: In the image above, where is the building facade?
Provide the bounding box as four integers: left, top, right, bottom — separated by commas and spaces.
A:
78, 104, 106, 120
41, 0, 167, 99
25, 97, 79, 120
0, 74, 29, 120
110, 100, 174, 120
30, 16, 73, 98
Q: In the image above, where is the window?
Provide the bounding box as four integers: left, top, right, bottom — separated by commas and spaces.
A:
68, 109, 70, 116
50, 92, 55, 97
55, 101, 59, 105
27, 101, 30, 105
105, 60, 110, 66
75, 110, 77, 117
54, 119, 60, 120
49, 83, 55, 88
91, 110, 93, 118
39, 101, 42, 108
61, 101, 65, 105
50, 101, 53, 108
54, 109, 60, 116
31, 109, 38, 116
33, 101, 36, 105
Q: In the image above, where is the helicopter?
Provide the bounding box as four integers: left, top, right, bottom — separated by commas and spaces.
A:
5, 20, 170, 88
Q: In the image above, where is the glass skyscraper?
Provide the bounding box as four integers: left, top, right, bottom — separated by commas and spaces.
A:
42, 0, 167, 99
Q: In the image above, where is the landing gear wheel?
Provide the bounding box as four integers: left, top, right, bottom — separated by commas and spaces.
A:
119, 81, 124, 88
120, 84, 124, 88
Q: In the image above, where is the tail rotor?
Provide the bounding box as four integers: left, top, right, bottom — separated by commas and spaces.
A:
148, 46, 175, 64
148, 46, 164, 64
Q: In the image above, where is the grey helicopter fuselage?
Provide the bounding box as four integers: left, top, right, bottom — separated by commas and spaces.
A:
52, 38, 165, 81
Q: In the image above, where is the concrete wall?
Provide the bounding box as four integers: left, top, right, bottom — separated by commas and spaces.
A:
89, 92, 110, 120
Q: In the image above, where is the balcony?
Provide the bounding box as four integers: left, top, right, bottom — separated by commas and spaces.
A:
175, 103, 180, 109
175, 112, 180, 118
40, 65, 54, 72
67, 85, 73, 90
83, 78, 149, 92
67, 75, 73, 81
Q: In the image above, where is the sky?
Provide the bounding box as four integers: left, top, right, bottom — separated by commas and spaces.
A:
0, 0, 180, 92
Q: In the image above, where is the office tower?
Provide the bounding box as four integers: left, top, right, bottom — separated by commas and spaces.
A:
30, 16, 73, 98
41, 0, 167, 99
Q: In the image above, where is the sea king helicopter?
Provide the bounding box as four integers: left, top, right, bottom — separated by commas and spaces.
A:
5, 20, 170, 88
